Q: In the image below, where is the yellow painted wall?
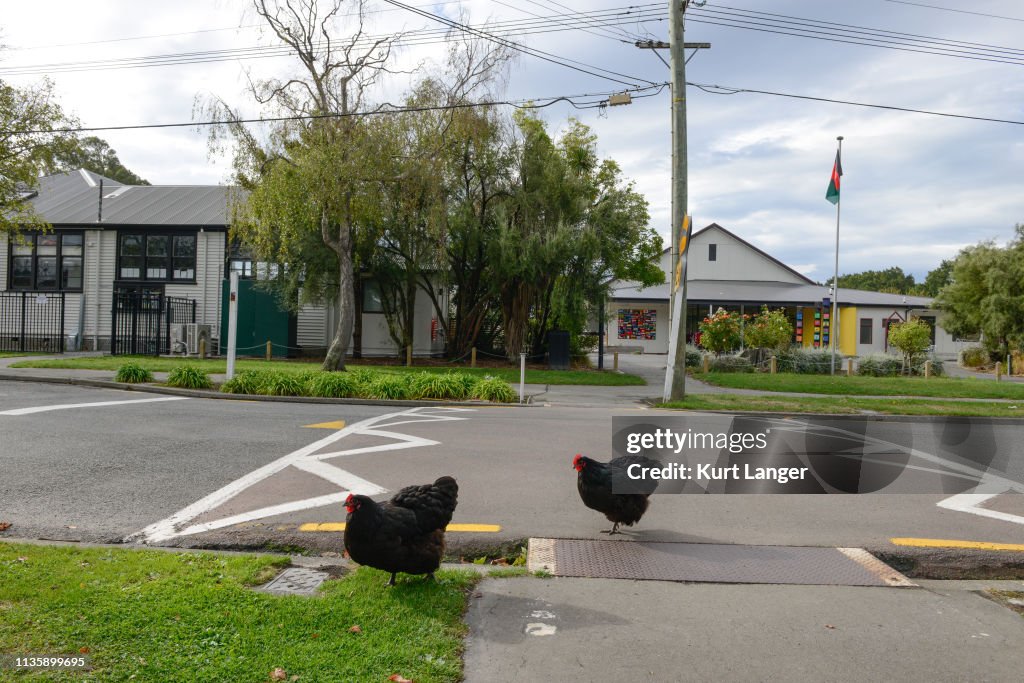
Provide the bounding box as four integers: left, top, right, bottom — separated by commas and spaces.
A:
839, 306, 857, 355
799, 307, 817, 348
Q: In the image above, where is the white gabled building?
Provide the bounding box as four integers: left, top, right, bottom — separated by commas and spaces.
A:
607, 223, 971, 359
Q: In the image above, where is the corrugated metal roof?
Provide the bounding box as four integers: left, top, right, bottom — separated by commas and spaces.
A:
612, 279, 934, 308
28, 170, 238, 228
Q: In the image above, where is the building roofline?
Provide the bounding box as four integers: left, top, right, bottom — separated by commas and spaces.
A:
692, 223, 818, 285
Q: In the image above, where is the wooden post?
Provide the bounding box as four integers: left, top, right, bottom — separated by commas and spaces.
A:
770, 356, 777, 375
702, 355, 710, 374
406, 345, 413, 367
198, 337, 206, 360
996, 362, 1002, 381
924, 360, 932, 378
471, 347, 477, 368
613, 352, 619, 371
266, 340, 272, 361
847, 358, 853, 377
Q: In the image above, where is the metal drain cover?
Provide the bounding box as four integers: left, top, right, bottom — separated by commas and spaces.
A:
528, 538, 914, 587
254, 567, 330, 596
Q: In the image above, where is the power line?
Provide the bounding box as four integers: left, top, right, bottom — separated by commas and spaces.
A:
8, 83, 670, 135
0, 6, 667, 78
882, 0, 1024, 23
690, 81, 1024, 126
378, 0, 658, 87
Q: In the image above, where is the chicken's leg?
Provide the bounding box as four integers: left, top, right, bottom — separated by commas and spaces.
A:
386, 572, 397, 586
600, 522, 621, 535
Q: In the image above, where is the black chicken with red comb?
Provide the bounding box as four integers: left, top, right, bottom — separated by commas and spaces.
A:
343, 476, 459, 585
573, 453, 661, 534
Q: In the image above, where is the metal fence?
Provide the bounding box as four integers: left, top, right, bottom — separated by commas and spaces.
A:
111, 290, 196, 356
0, 291, 66, 353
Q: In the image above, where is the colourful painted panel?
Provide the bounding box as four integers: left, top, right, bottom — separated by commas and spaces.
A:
618, 309, 657, 340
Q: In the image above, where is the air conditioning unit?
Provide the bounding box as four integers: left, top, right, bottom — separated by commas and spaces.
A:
185, 324, 212, 355
169, 324, 189, 355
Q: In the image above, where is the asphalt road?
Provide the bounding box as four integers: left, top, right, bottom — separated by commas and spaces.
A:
1, 381, 1022, 557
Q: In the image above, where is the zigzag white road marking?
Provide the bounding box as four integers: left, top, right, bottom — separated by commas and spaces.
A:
937, 491, 1024, 526
128, 406, 471, 544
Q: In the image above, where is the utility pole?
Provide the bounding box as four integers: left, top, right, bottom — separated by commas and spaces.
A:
649, 0, 707, 403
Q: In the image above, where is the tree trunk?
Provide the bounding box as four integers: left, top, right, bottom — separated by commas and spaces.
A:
322, 220, 355, 371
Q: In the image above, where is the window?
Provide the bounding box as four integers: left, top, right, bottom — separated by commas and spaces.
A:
363, 279, 384, 313
228, 258, 253, 278
859, 318, 873, 345
708, 243, 717, 261
7, 231, 84, 291
118, 232, 196, 282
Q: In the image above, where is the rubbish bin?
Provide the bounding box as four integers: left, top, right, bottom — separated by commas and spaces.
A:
548, 330, 570, 370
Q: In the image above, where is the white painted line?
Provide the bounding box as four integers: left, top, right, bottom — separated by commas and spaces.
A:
937, 492, 1024, 526
129, 406, 472, 543
0, 396, 190, 416
292, 458, 388, 496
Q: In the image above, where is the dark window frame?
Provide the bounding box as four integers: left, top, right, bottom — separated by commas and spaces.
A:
7, 230, 84, 291
859, 318, 873, 345
708, 243, 717, 262
363, 279, 385, 314
117, 231, 197, 283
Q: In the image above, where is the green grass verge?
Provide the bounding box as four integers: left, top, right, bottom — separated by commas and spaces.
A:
10, 356, 644, 386
661, 394, 1024, 417
0, 542, 478, 682
693, 371, 1024, 400
0, 352, 34, 358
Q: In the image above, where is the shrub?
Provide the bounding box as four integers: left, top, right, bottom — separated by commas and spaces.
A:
166, 364, 212, 390
698, 308, 744, 354
259, 371, 306, 396
365, 374, 412, 400
744, 306, 794, 352
471, 376, 518, 403
887, 318, 933, 374
959, 346, 989, 368
409, 372, 475, 400
856, 354, 904, 377
305, 371, 359, 398
115, 362, 153, 384
685, 344, 704, 368
775, 348, 843, 375
707, 354, 754, 373
220, 370, 269, 395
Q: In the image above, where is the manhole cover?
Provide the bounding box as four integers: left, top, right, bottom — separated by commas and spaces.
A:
528, 538, 914, 587
254, 567, 330, 596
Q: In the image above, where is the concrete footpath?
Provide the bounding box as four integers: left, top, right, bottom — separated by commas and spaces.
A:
463, 575, 1024, 682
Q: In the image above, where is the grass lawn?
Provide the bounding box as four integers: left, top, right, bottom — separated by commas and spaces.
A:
0, 352, 32, 359
10, 356, 644, 386
692, 371, 1024, 400
661, 394, 1024, 417
0, 542, 478, 682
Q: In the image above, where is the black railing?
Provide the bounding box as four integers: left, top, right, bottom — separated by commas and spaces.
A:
0, 291, 65, 353
111, 290, 196, 356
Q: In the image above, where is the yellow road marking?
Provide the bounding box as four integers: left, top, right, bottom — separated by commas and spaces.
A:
300, 522, 501, 533
890, 537, 1024, 552
303, 420, 347, 429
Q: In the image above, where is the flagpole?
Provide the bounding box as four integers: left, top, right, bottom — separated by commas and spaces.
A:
831, 135, 843, 376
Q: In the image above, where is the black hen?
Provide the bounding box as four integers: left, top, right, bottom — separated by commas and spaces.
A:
343, 476, 459, 585
573, 453, 661, 534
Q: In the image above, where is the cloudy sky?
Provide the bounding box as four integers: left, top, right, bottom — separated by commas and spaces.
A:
2, 0, 1022, 283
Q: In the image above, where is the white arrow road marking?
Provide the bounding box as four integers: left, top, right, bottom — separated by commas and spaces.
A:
0, 396, 190, 416
128, 406, 471, 544
781, 418, 1024, 527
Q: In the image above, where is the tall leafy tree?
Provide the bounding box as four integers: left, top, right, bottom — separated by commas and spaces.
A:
935, 226, 1024, 357
0, 77, 78, 236
47, 135, 150, 185
827, 266, 916, 294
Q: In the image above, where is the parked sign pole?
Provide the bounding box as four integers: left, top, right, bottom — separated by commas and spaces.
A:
519, 352, 527, 404
227, 271, 239, 380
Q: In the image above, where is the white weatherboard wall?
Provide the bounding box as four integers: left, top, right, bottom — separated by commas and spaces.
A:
687, 226, 808, 284
607, 301, 669, 354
